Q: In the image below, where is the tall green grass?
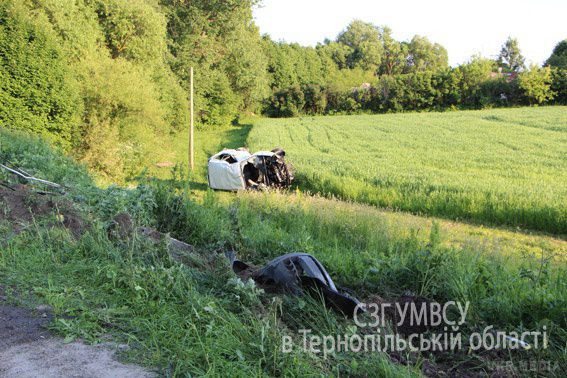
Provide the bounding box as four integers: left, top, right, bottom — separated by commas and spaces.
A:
0, 129, 93, 189
1, 129, 565, 376
0, 130, 417, 376
248, 107, 567, 234
134, 180, 567, 374
3, 178, 564, 376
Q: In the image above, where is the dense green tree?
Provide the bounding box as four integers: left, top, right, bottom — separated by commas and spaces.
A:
0, 1, 80, 150
337, 20, 382, 71
263, 39, 330, 92
379, 26, 407, 75
265, 85, 305, 117
318, 41, 352, 70
92, 0, 166, 63
17, 0, 189, 181
223, 22, 269, 110
456, 56, 495, 106
263, 39, 300, 89
302, 85, 327, 115
549, 68, 567, 104
405, 35, 448, 73
316, 43, 340, 80
545, 40, 567, 69
498, 37, 525, 72
160, 0, 268, 126
518, 65, 555, 105
372, 74, 404, 112
431, 68, 462, 108
294, 45, 326, 86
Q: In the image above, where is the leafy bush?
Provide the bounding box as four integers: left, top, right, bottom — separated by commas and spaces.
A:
264, 86, 305, 117
302, 85, 327, 115
518, 65, 555, 105
550, 68, 567, 104
8, 0, 191, 183
0, 2, 80, 150
475, 78, 518, 108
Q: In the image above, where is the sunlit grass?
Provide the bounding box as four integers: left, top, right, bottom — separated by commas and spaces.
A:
248, 106, 567, 234
2, 127, 566, 376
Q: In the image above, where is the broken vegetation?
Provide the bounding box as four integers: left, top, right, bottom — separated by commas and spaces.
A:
1, 129, 565, 376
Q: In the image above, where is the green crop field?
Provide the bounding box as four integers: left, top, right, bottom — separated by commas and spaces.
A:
248, 106, 567, 234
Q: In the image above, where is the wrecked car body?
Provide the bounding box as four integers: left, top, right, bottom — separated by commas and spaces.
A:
207, 148, 293, 191
228, 252, 362, 317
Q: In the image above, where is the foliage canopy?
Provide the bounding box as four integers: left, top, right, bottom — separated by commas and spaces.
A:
0, 2, 565, 181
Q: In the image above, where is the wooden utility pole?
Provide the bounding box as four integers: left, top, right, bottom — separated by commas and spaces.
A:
189, 67, 194, 171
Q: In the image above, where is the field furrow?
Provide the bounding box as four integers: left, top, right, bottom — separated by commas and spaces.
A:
248, 107, 567, 234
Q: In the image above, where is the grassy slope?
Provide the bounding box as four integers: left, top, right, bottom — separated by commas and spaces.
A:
0, 129, 418, 377
2, 185, 565, 376
248, 107, 567, 234
2, 124, 566, 376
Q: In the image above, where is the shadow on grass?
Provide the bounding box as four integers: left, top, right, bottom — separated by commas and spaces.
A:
215, 123, 253, 152
187, 180, 209, 192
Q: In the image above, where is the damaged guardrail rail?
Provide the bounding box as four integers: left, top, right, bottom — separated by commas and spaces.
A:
0, 163, 66, 195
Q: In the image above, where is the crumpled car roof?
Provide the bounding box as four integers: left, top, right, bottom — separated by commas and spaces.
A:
210, 149, 252, 163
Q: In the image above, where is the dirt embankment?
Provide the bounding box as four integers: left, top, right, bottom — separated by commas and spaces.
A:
0, 186, 154, 377
0, 184, 86, 238
0, 287, 154, 378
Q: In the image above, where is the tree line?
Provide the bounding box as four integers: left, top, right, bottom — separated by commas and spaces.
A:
1, 0, 566, 180
263, 28, 566, 117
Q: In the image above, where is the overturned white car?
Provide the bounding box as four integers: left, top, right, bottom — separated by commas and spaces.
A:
207, 148, 293, 191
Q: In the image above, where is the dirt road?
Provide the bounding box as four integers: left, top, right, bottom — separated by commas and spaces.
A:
0, 297, 154, 378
